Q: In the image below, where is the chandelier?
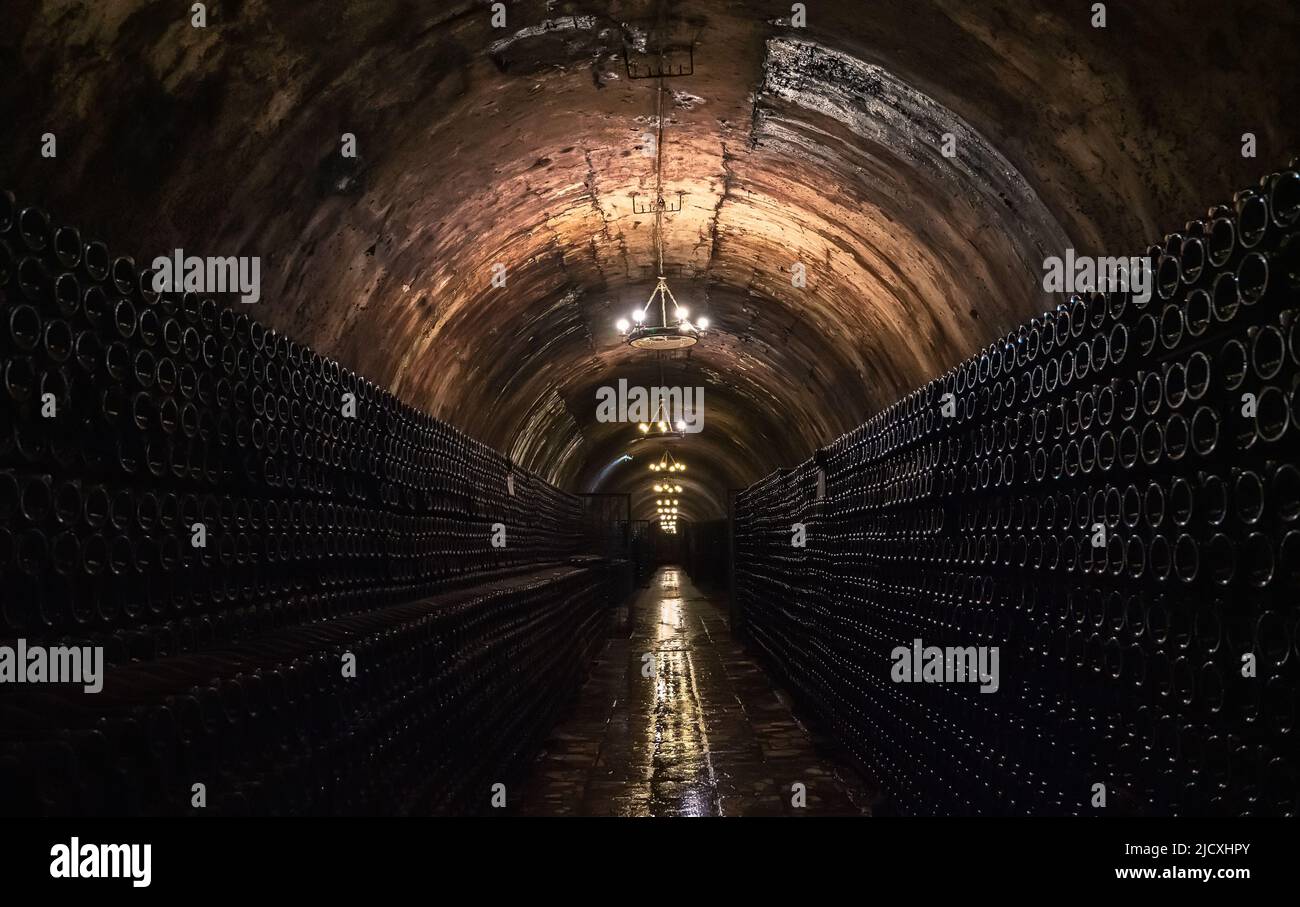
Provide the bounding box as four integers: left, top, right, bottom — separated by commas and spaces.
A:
656, 495, 678, 532
635, 363, 688, 436
654, 478, 682, 534
617, 275, 707, 350
614, 59, 708, 350
647, 449, 686, 473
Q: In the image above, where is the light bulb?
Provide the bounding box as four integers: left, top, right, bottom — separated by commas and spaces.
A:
675, 420, 686, 431
616, 318, 630, 332
632, 309, 645, 323
638, 423, 649, 433
675, 307, 688, 319
697, 316, 709, 330
675, 485, 682, 492
657, 421, 668, 432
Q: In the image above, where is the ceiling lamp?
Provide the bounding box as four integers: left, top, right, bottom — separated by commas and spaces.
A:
620, 275, 705, 350
647, 449, 686, 473
615, 60, 708, 350
637, 393, 685, 437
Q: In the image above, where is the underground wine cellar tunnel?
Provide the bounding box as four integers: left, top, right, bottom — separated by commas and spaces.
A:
1, 0, 1299, 819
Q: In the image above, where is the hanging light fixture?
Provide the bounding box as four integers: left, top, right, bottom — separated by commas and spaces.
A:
633, 359, 692, 438
636, 392, 683, 436
616, 56, 708, 350
647, 449, 686, 473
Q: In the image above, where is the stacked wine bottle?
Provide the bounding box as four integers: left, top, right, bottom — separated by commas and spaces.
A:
0, 191, 627, 815
736, 160, 1300, 816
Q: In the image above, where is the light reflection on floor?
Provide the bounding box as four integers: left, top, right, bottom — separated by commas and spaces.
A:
646, 570, 717, 816
516, 567, 871, 816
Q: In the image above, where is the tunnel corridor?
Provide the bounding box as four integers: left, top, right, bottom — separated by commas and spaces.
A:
1, 0, 1299, 857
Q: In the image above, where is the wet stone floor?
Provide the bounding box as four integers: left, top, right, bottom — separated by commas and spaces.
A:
515, 567, 871, 816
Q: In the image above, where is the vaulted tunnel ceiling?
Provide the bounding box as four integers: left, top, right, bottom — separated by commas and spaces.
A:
4, 0, 1298, 520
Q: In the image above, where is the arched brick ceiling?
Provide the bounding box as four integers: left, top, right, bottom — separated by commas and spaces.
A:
4, 0, 1297, 519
